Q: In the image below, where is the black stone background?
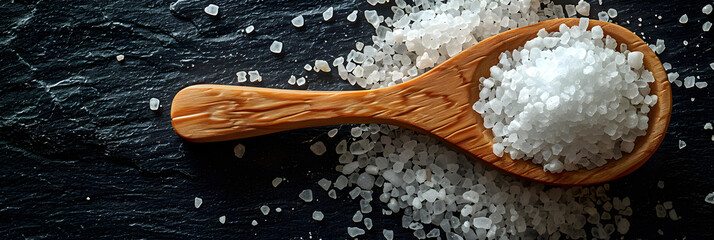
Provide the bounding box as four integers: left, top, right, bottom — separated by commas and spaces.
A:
1, 0, 712, 239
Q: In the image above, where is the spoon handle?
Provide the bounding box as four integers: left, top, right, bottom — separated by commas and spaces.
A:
171, 84, 415, 142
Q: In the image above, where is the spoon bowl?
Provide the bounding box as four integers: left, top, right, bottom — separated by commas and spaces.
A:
171, 18, 671, 186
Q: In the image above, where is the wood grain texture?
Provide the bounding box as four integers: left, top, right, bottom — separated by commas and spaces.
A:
171, 19, 672, 186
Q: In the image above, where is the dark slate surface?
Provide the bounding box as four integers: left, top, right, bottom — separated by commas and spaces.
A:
1, 0, 712, 239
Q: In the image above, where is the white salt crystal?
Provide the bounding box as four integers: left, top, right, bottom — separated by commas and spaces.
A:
310, 141, 327, 155
194, 197, 203, 208
598, 11, 610, 21
248, 70, 262, 82
383, 229, 394, 240
607, 8, 618, 18
347, 227, 365, 237
705, 123, 713, 129
710, 62, 714, 70
304, 64, 312, 71
628, 52, 644, 69
679, 14, 688, 24
314, 60, 331, 72
352, 211, 363, 222
364, 217, 373, 230
678, 140, 686, 149
288, 75, 296, 85
296, 77, 306, 86
347, 10, 358, 22
251, 220, 258, 226
275, 207, 282, 212
695, 82, 708, 88
704, 22, 712, 32
658, 180, 664, 189
312, 211, 324, 221
291, 15, 304, 27
684, 76, 695, 88
317, 178, 332, 191
704, 4, 713, 15
233, 144, 246, 158
299, 189, 313, 202
245, 25, 254, 34
328, 189, 336, 199
322, 7, 333, 21
706, 192, 714, 204
204, 4, 219, 16
236, 71, 247, 83
270, 41, 283, 54
472, 217, 492, 229
116, 54, 124, 61
565, 5, 577, 17
219, 216, 226, 224
327, 128, 338, 138
149, 98, 160, 111
576, 0, 590, 16
271, 177, 283, 187
260, 205, 270, 215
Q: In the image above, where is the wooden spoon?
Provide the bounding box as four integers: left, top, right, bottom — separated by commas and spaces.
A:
170, 19, 671, 186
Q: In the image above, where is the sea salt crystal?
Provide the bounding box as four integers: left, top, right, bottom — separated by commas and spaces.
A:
347, 10, 358, 22
328, 189, 336, 199
318, 178, 332, 191
327, 128, 338, 138
704, 22, 712, 32
149, 98, 160, 111
204, 4, 219, 16
296, 77, 306, 86
322, 7, 333, 21
310, 141, 327, 155
352, 210, 363, 222
236, 71, 247, 83
704, 4, 713, 15
270, 41, 283, 54
275, 207, 282, 212
291, 15, 304, 27
684, 76, 695, 88
233, 144, 246, 158
576, 0, 590, 16
260, 205, 270, 215
472, 217, 492, 229
194, 197, 203, 208
299, 189, 313, 202
245, 25, 254, 34
288, 75, 296, 85
695, 82, 708, 88
312, 211, 324, 221
598, 11, 609, 21
347, 227, 365, 237
219, 216, 226, 224
658, 180, 664, 189
304, 64, 312, 71
116, 54, 124, 61
706, 192, 714, 204
314, 60, 331, 72
679, 14, 688, 24
607, 8, 618, 18
251, 220, 258, 226
678, 140, 686, 149
248, 70, 262, 82
383, 229, 394, 240
271, 177, 283, 187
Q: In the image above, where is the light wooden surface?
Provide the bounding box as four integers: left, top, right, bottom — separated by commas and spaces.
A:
171, 19, 672, 186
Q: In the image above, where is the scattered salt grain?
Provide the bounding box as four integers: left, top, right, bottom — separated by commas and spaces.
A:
678, 140, 686, 149
658, 180, 665, 189
149, 98, 160, 111
304, 64, 312, 71
327, 128, 338, 138
204, 4, 219, 16
116, 54, 124, 61
251, 220, 258, 226
710, 63, 714, 70
704, 22, 712, 32
275, 207, 282, 212
576, 0, 590, 16
272, 177, 283, 187
695, 82, 708, 88
194, 197, 203, 208
291, 15, 304, 27
260, 205, 270, 215
347, 227, 365, 237
236, 71, 247, 83
347, 10, 358, 22
296, 77, 306, 86
706, 192, 714, 204
312, 211, 324, 221
364, 217, 373, 230
219, 216, 226, 224
598, 11, 610, 21
314, 60, 331, 72
233, 144, 246, 158
299, 189, 313, 202
684, 76, 695, 88
328, 189, 336, 199
245, 25, 254, 34
383, 229, 394, 240
705, 123, 713, 130
248, 70, 262, 82
607, 8, 618, 18
317, 178, 332, 191
704, 4, 713, 15
310, 141, 327, 155
288, 75, 296, 85
565, 5, 576, 17
352, 210, 363, 222
322, 7, 333, 21
679, 14, 688, 24
270, 41, 283, 54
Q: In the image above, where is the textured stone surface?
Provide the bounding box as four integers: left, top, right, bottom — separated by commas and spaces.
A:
0, 0, 712, 239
